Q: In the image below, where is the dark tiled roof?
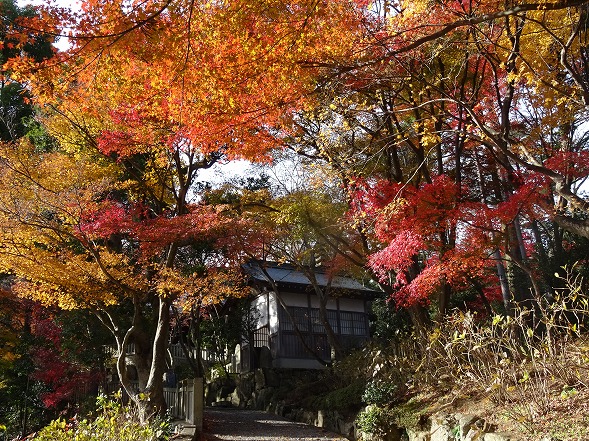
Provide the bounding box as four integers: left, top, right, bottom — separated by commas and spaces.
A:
242, 261, 380, 294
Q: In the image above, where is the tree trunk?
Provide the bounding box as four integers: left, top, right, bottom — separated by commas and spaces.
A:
437, 281, 451, 318
141, 295, 171, 421
554, 214, 589, 239
112, 296, 170, 423
493, 249, 513, 315
305, 269, 344, 362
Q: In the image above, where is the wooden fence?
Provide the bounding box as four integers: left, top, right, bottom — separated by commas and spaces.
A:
164, 378, 204, 431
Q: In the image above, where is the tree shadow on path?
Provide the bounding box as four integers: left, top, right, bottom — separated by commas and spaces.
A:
202, 408, 347, 441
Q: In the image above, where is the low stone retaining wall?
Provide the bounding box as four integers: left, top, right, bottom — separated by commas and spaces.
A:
269, 406, 516, 441
397, 411, 514, 441
275, 405, 356, 439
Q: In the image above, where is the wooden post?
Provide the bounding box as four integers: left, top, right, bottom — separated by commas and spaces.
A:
184, 378, 203, 432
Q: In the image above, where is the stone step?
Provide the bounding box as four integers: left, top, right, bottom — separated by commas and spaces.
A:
211, 400, 233, 407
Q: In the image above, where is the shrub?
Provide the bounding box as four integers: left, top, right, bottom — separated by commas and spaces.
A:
362, 380, 399, 406
307, 380, 365, 412
356, 405, 395, 438
32, 394, 171, 441
360, 265, 589, 435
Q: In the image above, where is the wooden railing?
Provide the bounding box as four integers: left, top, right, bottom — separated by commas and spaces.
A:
164, 378, 203, 430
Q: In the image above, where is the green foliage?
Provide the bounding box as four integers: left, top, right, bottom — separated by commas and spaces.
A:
370, 295, 412, 343
355, 405, 395, 437
22, 116, 57, 152
0, 366, 49, 440
304, 380, 365, 412
0, 0, 54, 142
32, 394, 171, 441
388, 397, 431, 430
362, 380, 398, 406
200, 299, 257, 355
55, 309, 112, 368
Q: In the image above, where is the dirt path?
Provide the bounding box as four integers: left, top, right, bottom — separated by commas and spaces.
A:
202, 408, 349, 441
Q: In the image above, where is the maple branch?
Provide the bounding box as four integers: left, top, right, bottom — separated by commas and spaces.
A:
94, 309, 117, 337
558, 13, 589, 105
390, 1, 582, 55
553, 214, 589, 238
45, 104, 98, 150
300, 0, 589, 72
17, 1, 174, 43
306, 218, 366, 268
0, 154, 57, 197
115, 294, 143, 402
423, 89, 589, 216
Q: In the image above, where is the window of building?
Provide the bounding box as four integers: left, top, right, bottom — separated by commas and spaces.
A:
280, 306, 309, 332
339, 311, 367, 336
279, 306, 367, 336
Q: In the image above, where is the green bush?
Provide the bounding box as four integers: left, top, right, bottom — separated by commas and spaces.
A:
301, 380, 365, 412
32, 394, 171, 441
362, 380, 399, 406
356, 405, 394, 437
356, 405, 382, 435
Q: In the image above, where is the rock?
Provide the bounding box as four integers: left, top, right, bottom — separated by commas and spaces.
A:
338, 420, 357, 440
407, 427, 431, 441
252, 387, 268, 409
464, 427, 485, 441
483, 433, 511, 441
301, 410, 316, 425
259, 347, 273, 368
382, 425, 403, 441
455, 414, 480, 439
217, 381, 236, 401
230, 389, 241, 407
211, 400, 232, 407
263, 368, 281, 387
430, 413, 453, 441
316, 410, 325, 428
254, 368, 266, 390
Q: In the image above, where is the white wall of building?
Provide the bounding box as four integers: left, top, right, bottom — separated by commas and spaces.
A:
280, 292, 308, 307
268, 292, 279, 335
309, 296, 337, 310
251, 294, 268, 328
338, 297, 365, 313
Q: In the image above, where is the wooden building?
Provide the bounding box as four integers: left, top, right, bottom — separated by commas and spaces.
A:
241, 261, 379, 370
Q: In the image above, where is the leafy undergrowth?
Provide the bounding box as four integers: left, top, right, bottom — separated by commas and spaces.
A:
428, 373, 589, 440
275, 369, 366, 416
31, 394, 171, 441
302, 380, 366, 414
351, 347, 589, 440
354, 270, 589, 440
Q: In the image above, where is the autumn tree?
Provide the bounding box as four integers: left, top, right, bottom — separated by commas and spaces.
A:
0, 290, 106, 438
5, 0, 589, 416
284, 0, 589, 321
0, 0, 369, 421
206, 154, 375, 364
0, 0, 54, 141
0, 288, 42, 438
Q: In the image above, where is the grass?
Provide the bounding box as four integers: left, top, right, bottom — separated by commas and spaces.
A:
351, 268, 589, 439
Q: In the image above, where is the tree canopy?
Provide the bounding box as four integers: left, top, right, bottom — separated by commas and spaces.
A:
0, 0, 588, 426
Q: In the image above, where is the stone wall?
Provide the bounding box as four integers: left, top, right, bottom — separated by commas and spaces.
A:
355, 406, 518, 441
391, 411, 514, 441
